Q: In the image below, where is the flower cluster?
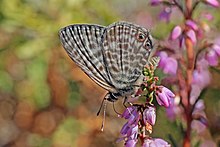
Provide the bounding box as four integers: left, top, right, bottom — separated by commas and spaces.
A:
118, 57, 174, 146
149, 0, 219, 146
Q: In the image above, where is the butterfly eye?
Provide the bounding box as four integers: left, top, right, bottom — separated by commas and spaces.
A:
137, 33, 145, 42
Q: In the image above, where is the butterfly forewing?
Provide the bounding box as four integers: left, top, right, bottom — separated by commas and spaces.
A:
59, 24, 116, 92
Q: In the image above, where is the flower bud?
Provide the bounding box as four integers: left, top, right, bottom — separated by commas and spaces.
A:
156, 86, 175, 108
143, 107, 156, 126
186, 29, 197, 44
170, 25, 182, 40
204, 0, 219, 7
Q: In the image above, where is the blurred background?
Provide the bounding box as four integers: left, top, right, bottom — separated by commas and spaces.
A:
0, 0, 220, 146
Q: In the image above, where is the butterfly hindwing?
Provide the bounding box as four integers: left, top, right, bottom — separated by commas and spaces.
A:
59, 24, 116, 92
102, 22, 152, 90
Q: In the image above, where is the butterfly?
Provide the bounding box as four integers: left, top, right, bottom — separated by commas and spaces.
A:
59, 21, 154, 103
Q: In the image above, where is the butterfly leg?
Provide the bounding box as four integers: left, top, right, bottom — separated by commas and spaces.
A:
123, 96, 133, 108
97, 93, 110, 131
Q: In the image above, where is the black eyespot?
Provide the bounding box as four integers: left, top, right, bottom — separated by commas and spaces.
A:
146, 42, 151, 47
137, 33, 145, 41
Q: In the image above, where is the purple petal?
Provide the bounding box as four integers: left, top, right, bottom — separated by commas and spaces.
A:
186, 20, 198, 31
142, 138, 170, 147
179, 37, 185, 48
121, 106, 135, 119
196, 59, 209, 70
213, 44, 220, 56
205, 0, 219, 7
120, 122, 130, 135
191, 120, 206, 134
162, 87, 175, 98
154, 138, 170, 146
195, 99, 205, 111
156, 92, 170, 107
186, 29, 197, 44
192, 69, 211, 89
142, 139, 152, 147
125, 139, 137, 147
206, 49, 219, 66
143, 107, 156, 125
158, 51, 168, 69
128, 110, 139, 125
171, 25, 182, 40
166, 98, 180, 120
127, 125, 138, 138
163, 57, 178, 75
163, 87, 175, 98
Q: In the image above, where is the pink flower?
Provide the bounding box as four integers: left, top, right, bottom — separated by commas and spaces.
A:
143, 107, 156, 126
156, 86, 175, 108
142, 138, 170, 147
158, 51, 168, 69
204, 0, 219, 7
186, 20, 198, 31
191, 120, 206, 134
205, 44, 220, 66
186, 29, 197, 44
213, 44, 220, 56
125, 139, 137, 147
163, 57, 178, 75
170, 25, 182, 40
158, 52, 178, 75
206, 49, 219, 66
166, 97, 181, 120
192, 69, 211, 89
119, 106, 140, 146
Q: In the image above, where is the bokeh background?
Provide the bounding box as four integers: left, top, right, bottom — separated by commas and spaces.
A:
0, 0, 220, 146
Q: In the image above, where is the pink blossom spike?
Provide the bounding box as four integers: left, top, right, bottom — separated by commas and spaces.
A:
186, 29, 197, 44
205, 0, 220, 7
186, 20, 199, 31
171, 25, 182, 40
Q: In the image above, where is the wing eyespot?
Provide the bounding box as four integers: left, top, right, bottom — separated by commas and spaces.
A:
136, 32, 146, 42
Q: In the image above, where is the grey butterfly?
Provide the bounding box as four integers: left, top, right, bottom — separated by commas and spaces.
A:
59, 21, 154, 103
